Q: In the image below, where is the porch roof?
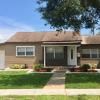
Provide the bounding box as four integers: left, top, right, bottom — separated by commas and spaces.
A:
42, 42, 81, 46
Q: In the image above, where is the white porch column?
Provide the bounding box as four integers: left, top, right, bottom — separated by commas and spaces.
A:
44, 46, 46, 67
75, 46, 77, 67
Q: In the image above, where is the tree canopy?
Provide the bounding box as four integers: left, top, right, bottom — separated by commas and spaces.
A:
37, 0, 100, 34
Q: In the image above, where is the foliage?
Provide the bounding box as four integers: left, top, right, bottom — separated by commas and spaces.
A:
81, 64, 91, 71
97, 61, 100, 69
10, 64, 26, 69
33, 64, 44, 70
37, 0, 100, 33
91, 64, 97, 69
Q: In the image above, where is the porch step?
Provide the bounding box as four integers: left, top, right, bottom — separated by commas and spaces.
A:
54, 66, 67, 72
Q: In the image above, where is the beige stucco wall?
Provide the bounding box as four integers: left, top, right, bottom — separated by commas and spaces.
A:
5, 43, 43, 68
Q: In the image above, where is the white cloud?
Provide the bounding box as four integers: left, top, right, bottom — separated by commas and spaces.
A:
0, 16, 35, 43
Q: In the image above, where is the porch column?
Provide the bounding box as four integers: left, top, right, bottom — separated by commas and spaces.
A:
75, 46, 78, 67
44, 46, 46, 67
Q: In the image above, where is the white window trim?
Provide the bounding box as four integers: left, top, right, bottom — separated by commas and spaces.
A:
16, 46, 35, 57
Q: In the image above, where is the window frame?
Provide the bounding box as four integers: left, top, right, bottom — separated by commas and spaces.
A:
82, 49, 100, 59
16, 46, 35, 57
46, 46, 64, 60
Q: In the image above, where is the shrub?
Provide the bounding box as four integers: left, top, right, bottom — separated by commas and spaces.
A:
97, 61, 100, 69
81, 64, 91, 72
10, 64, 26, 69
91, 64, 97, 69
33, 64, 43, 70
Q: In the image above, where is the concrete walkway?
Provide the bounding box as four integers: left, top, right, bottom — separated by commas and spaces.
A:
0, 89, 100, 95
43, 72, 65, 89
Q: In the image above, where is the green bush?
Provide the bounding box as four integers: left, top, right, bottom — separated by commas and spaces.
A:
81, 64, 91, 72
10, 64, 26, 69
97, 61, 100, 69
33, 64, 43, 70
91, 64, 97, 69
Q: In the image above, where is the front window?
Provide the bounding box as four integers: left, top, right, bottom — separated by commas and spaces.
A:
46, 47, 54, 59
55, 47, 64, 59
99, 49, 100, 58
17, 47, 25, 56
46, 46, 64, 60
82, 49, 100, 59
16, 46, 35, 56
91, 49, 97, 58
82, 49, 90, 58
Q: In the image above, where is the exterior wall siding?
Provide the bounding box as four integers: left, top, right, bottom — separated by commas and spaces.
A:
0, 44, 5, 50
81, 58, 100, 65
5, 43, 43, 68
0, 43, 100, 68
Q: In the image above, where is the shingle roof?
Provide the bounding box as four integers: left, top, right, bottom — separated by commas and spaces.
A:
82, 36, 100, 44
6, 31, 81, 43
7, 32, 46, 42
6, 31, 100, 44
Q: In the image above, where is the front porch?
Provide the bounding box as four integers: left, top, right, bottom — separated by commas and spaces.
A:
42, 44, 80, 67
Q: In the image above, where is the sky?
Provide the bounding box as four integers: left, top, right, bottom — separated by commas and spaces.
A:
0, 0, 98, 42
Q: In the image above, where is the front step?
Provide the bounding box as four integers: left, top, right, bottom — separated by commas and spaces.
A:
54, 66, 67, 72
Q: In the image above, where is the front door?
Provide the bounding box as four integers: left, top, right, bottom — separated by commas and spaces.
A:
67, 46, 77, 66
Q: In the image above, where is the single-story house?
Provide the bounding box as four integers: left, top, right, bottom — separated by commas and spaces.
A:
0, 31, 100, 69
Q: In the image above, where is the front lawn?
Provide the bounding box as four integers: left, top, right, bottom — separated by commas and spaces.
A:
0, 95, 100, 100
0, 71, 52, 89
65, 73, 100, 88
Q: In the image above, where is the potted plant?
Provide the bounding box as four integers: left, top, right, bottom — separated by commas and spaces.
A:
33, 64, 43, 72
81, 64, 91, 72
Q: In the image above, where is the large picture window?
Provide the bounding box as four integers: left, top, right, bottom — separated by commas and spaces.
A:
16, 46, 35, 56
46, 47, 54, 59
46, 46, 64, 60
82, 49, 100, 59
55, 47, 64, 59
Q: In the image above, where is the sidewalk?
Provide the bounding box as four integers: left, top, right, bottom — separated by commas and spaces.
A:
0, 71, 100, 95
43, 72, 65, 89
0, 89, 100, 95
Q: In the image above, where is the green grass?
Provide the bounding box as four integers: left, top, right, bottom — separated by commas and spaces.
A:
0, 95, 100, 100
65, 73, 100, 88
0, 71, 52, 89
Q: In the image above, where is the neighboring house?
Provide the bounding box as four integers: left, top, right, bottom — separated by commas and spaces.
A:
0, 31, 100, 69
